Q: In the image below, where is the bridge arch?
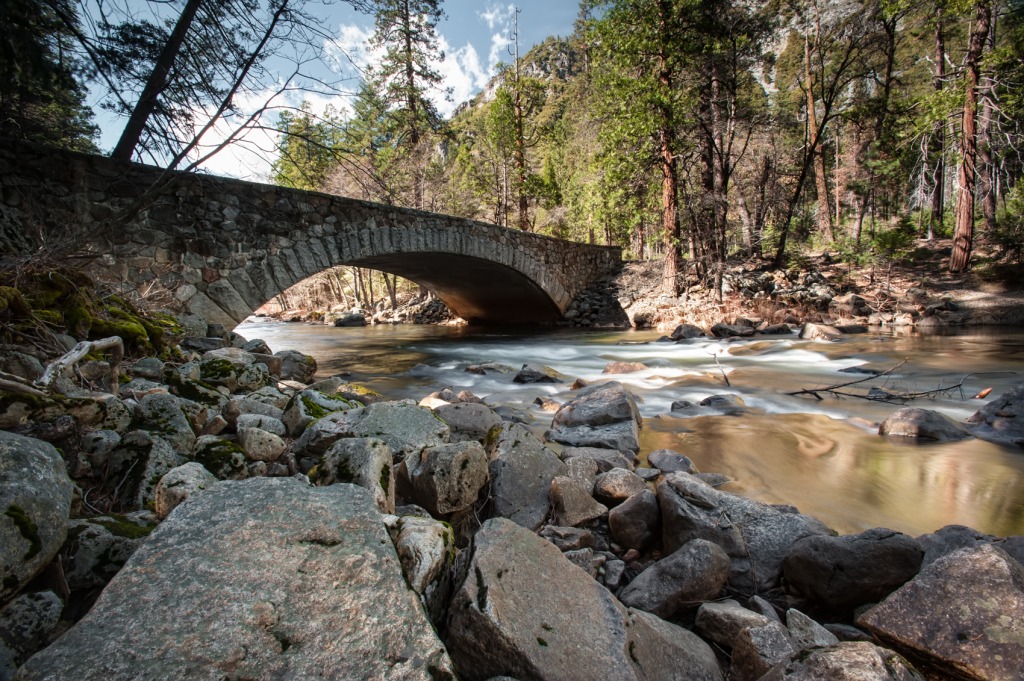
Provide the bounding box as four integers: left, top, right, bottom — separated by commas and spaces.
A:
0, 141, 621, 327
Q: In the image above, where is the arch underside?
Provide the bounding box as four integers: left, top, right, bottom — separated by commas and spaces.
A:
347, 252, 562, 324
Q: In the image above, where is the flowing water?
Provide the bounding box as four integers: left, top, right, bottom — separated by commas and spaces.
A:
237, 319, 1024, 537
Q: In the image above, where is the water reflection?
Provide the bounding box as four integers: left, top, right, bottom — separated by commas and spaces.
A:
237, 320, 1024, 537
645, 413, 1024, 537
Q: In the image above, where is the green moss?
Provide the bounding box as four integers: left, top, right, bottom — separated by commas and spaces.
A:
536, 638, 548, 647
307, 464, 320, 483
334, 458, 355, 484
92, 515, 153, 540
379, 463, 391, 495
164, 368, 223, 407
299, 393, 354, 420
201, 358, 236, 381
484, 425, 503, 450
0, 287, 32, 319
194, 440, 246, 479
91, 315, 151, 354
5, 504, 42, 561
32, 309, 63, 326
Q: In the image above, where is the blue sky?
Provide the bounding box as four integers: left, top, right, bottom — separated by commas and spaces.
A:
93, 1, 578, 178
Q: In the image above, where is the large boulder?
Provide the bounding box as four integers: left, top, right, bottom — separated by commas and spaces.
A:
61, 515, 152, 590
757, 641, 924, 681
281, 389, 359, 438
445, 518, 723, 681
618, 539, 730, 619
315, 438, 394, 514
857, 544, 1024, 681
15, 478, 453, 680
487, 423, 566, 531
0, 590, 64, 677
695, 600, 776, 649
915, 524, 1024, 567
274, 349, 317, 383
103, 431, 185, 510
782, 528, 924, 617
191, 435, 248, 480
403, 442, 488, 516
878, 408, 971, 442
966, 382, 1024, 446
434, 402, 503, 443
546, 382, 643, 453
658, 472, 832, 594
296, 400, 450, 459
0, 432, 74, 603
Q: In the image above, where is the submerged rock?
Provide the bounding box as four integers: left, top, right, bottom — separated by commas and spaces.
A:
966, 382, 1024, 446
878, 407, 971, 442
16, 478, 453, 680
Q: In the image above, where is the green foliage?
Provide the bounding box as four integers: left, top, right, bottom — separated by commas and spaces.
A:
0, 0, 97, 150
272, 102, 344, 191
995, 183, 1024, 262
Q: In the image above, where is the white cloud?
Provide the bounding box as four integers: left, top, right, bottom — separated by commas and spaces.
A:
478, 3, 515, 31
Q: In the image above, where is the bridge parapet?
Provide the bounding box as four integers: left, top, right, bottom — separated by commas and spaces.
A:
0, 140, 621, 326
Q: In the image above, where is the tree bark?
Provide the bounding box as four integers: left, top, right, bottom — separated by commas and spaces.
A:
657, 0, 681, 296
805, 32, 834, 242
978, 10, 997, 235
111, 0, 203, 161
950, 0, 991, 273
929, 5, 946, 238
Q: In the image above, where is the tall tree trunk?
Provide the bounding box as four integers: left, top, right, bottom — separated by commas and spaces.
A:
657, 0, 681, 296
929, 5, 946, 237
978, 9, 997, 234
111, 0, 203, 161
950, 0, 991, 272
805, 33, 834, 242
512, 9, 530, 231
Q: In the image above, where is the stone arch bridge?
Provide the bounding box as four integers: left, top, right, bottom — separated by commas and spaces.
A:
0, 141, 621, 327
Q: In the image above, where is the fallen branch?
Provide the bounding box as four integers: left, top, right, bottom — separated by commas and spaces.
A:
0, 370, 47, 397
786, 360, 907, 401
787, 361, 1012, 404
35, 337, 124, 391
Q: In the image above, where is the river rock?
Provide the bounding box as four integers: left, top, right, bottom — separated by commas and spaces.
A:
965, 382, 1024, 446
104, 430, 185, 510
274, 349, 317, 383
915, 524, 1024, 567
648, 449, 697, 474
0, 432, 73, 604
191, 435, 248, 480
61, 515, 152, 590
162, 361, 227, 409
786, 608, 839, 649
15, 478, 454, 680
315, 438, 394, 514
0, 590, 63, 677
857, 544, 1024, 681
546, 382, 643, 453
0, 350, 44, 381
390, 514, 454, 626
538, 525, 593, 551
299, 400, 450, 460
695, 599, 776, 649
240, 338, 272, 355
799, 323, 843, 341
603, 361, 648, 374
756, 641, 924, 681
236, 426, 286, 462
434, 402, 503, 443
245, 385, 291, 409
658, 472, 832, 594
878, 407, 971, 442
618, 539, 730, 619
334, 312, 367, 327
445, 517, 722, 681
550, 475, 607, 527
608, 488, 660, 551
282, 389, 359, 437
593, 468, 646, 507
403, 441, 488, 516
711, 323, 755, 338
782, 528, 923, 617
566, 456, 599, 488
487, 424, 566, 531
512, 363, 565, 383
670, 323, 705, 340
154, 462, 218, 520
222, 396, 284, 429
234, 413, 286, 436
729, 620, 797, 681
562, 446, 635, 472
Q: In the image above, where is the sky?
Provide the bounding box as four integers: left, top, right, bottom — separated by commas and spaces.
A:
92, 1, 579, 180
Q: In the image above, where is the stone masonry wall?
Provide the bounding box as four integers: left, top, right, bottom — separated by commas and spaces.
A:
0, 140, 621, 326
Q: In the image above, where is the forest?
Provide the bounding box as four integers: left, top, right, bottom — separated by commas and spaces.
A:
3, 0, 1023, 303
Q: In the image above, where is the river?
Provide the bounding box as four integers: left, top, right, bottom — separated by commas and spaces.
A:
237, 319, 1024, 538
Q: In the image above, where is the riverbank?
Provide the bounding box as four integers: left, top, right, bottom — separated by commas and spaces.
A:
1, 308, 1023, 678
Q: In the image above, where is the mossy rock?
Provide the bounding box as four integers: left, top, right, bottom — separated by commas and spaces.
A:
192, 436, 248, 480
0, 287, 32, 319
